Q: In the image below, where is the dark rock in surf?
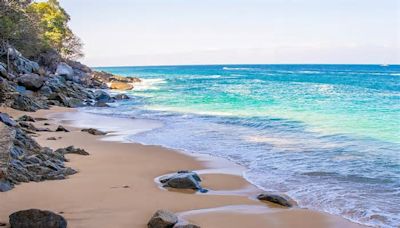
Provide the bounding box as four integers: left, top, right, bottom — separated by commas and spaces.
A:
160, 170, 206, 192
257, 192, 297, 208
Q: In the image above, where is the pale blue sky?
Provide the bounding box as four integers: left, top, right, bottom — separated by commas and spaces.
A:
59, 0, 400, 66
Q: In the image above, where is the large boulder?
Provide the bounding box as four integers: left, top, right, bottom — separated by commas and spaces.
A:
160, 171, 206, 192
257, 192, 297, 208
9, 209, 67, 228
148, 210, 178, 228
109, 82, 133, 90
17, 73, 45, 91
55, 62, 74, 80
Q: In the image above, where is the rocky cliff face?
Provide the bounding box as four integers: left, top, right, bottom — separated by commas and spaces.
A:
0, 45, 141, 112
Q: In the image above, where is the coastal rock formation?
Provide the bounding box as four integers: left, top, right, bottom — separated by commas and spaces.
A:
81, 128, 107, 136
56, 62, 74, 79
148, 210, 178, 228
0, 115, 88, 191
160, 171, 207, 193
109, 81, 133, 90
257, 192, 297, 208
9, 209, 67, 228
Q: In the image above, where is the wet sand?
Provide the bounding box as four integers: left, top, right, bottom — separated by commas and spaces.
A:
0, 107, 364, 227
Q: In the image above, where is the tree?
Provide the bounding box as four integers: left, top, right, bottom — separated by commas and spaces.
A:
27, 0, 83, 59
0, 0, 43, 57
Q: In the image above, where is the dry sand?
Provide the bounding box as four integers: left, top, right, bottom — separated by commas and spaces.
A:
0, 107, 364, 228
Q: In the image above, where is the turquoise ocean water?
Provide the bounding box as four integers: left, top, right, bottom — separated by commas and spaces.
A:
91, 65, 400, 227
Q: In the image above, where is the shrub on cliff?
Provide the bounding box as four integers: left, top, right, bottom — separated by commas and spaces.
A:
0, 0, 83, 60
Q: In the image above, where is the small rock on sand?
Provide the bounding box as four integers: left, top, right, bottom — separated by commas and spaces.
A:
148, 210, 178, 228
81, 128, 107, 135
56, 125, 69, 132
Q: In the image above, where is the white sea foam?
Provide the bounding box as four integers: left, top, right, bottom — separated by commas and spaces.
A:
132, 78, 166, 91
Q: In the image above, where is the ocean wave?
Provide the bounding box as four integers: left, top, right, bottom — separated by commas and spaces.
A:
131, 78, 166, 91
223, 66, 256, 71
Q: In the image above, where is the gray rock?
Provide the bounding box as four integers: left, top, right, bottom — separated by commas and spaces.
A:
0, 180, 13, 192
9, 209, 67, 228
55, 146, 89, 156
18, 115, 35, 122
160, 171, 206, 192
257, 193, 297, 208
114, 94, 130, 100
17, 73, 45, 91
147, 210, 178, 228
81, 128, 107, 135
56, 125, 69, 132
0, 62, 8, 79
11, 94, 46, 112
94, 90, 114, 103
56, 62, 74, 80
94, 101, 110, 107
47, 137, 57, 141
0, 113, 17, 127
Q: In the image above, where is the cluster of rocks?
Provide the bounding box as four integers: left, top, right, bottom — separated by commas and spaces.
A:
148, 210, 200, 228
0, 113, 89, 192
159, 170, 208, 193
0, 45, 141, 112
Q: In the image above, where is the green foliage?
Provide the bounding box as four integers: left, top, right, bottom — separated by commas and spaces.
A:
0, 0, 83, 60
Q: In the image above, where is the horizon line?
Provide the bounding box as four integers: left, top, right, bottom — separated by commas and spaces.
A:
91, 63, 399, 68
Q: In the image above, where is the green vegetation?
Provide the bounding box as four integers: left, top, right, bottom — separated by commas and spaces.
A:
0, 0, 83, 59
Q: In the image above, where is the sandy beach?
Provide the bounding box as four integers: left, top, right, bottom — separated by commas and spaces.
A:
0, 107, 364, 228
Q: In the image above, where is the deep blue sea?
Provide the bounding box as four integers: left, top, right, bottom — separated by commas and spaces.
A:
91, 65, 400, 227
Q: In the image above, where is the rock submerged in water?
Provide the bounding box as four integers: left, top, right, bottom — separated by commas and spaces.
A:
81, 128, 107, 136
160, 171, 207, 193
9, 209, 67, 228
257, 192, 297, 208
148, 210, 178, 228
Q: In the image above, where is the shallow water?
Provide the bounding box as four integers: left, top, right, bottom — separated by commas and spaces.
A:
91, 64, 400, 227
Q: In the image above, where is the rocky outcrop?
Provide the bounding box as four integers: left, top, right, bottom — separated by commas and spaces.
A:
109, 82, 133, 90
81, 128, 107, 136
0, 115, 89, 191
159, 171, 207, 193
256, 192, 297, 208
9, 209, 67, 228
148, 210, 178, 228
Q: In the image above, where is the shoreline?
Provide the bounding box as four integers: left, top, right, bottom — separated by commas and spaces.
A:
0, 107, 364, 227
